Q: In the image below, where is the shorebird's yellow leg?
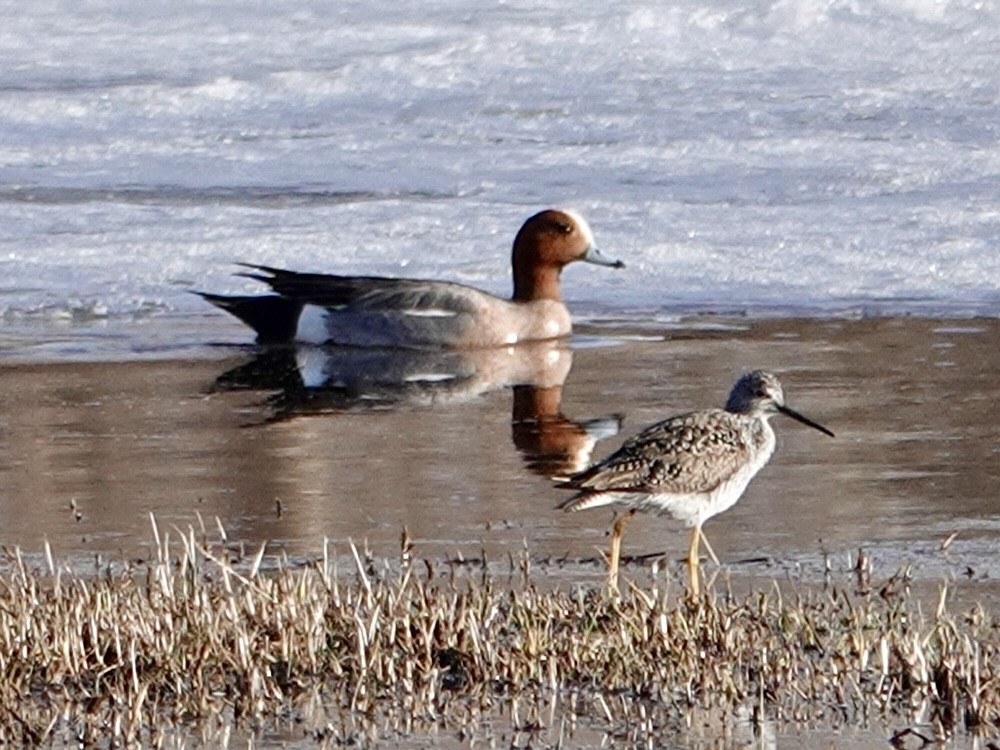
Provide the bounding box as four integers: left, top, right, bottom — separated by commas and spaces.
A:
608, 509, 636, 592
699, 529, 720, 566
687, 524, 702, 597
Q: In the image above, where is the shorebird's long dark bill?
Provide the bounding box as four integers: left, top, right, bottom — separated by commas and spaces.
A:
779, 405, 835, 437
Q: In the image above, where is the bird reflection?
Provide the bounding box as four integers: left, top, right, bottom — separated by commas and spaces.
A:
210, 341, 619, 477
511, 385, 621, 479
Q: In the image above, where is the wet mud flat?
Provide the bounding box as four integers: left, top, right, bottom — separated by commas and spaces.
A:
0, 314, 998, 746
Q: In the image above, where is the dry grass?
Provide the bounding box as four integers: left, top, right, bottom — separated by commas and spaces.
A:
0, 517, 997, 747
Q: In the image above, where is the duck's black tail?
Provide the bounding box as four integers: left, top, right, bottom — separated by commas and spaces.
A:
195, 292, 302, 344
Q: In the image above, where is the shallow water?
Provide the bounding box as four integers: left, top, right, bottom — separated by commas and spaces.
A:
1, 314, 997, 599
214, 708, 975, 750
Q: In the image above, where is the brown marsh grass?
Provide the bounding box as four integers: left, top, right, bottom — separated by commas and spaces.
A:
0, 517, 997, 747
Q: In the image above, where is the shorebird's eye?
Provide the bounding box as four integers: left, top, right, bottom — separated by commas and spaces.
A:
554, 221, 572, 234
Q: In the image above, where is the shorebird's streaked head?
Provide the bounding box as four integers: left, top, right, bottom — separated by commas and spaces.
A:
725, 370, 834, 437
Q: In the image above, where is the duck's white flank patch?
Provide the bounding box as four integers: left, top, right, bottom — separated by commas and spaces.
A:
295, 304, 330, 344
561, 207, 595, 247
402, 308, 459, 318
403, 372, 458, 383
295, 346, 329, 388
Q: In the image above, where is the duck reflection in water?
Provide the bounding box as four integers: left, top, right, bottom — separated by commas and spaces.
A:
510, 384, 621, 478
210, 340, 620, 478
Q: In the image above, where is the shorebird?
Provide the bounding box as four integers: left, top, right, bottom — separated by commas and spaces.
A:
558, 370, 834, 595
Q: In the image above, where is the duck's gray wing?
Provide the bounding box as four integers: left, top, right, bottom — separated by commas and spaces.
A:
237, 263, 484, 314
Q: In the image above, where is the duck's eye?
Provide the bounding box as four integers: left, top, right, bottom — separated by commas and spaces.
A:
554, 221, 572, 234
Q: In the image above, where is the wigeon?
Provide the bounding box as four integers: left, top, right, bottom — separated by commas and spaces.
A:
198, 209, 623, 348
558, 370, 834, 595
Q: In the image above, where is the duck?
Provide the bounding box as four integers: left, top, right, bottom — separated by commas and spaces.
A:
198, 209, 624, 349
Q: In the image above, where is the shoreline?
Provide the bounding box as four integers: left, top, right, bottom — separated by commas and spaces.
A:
0, 307, 996, 365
